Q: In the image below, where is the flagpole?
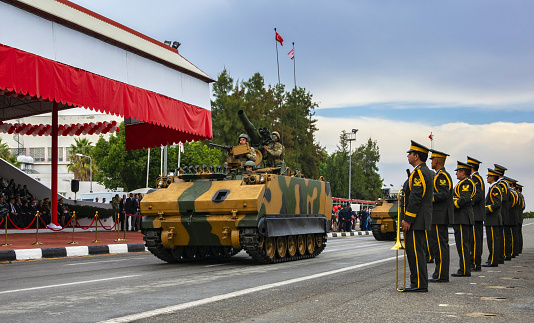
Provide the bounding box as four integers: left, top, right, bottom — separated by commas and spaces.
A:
146, 148, 150, 188
274, 28, 281, 85
292, 42, 296, 89
274, 27, 283, 148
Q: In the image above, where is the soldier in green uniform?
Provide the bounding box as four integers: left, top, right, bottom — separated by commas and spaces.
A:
467, 156, 485, 271
428, 149, 453, 283
483, 168, 503, 267
515, 184, 525, 254
451, 161, 475, 277
237, 134, 257, 165
263, 131, 285, 167
401, 141, 433, 292
494, 164, 512, 262
243, 160, 255, 173
111, 194, 120, 231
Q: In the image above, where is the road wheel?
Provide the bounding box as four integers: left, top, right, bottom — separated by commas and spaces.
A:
307, 234, 315, 254
297, 235, 306, 255
287, 235, 297, 257
276, 236, 287, 258
258, 234, 265, 248
265, 237, 276, 259
315, 234, 323, 248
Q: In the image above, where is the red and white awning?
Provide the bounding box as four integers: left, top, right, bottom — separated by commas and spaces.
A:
0, 0, 214, 150
0, 120, 119, 136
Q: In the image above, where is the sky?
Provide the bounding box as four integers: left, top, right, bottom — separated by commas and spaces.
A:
68, 0, 534, 210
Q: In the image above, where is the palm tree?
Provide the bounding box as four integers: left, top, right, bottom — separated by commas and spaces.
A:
67, 138, 98, 180
0, 138, 21, 167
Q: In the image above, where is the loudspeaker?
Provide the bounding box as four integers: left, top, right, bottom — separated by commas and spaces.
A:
71, 179, 79, 193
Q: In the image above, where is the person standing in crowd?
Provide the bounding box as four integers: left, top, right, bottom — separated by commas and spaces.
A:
125, 193, 136, 231
338, 204, 349, 232
467, 156, 485, 272
483, 168, 503, 267
263, 131, 285, 167
428, 149, 453, 283
112, 194, 120, 230
494, 164, 511, 262
20, 199, 32, 227
401, 141, 433, 292
119, 194, 127, 231
359, 207, 368, 231
451, 161, 475, 277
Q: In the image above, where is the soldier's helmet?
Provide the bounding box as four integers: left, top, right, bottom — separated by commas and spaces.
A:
244, 160, 255, 168
272, 131, 280, 141
239, 133, 250, 143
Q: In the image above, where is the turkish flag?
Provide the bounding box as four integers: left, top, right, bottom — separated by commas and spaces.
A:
275, 32, 284, 46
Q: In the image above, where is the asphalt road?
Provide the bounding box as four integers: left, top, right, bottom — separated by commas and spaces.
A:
1, 220, 533, 323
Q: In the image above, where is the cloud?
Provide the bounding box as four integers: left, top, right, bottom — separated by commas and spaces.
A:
316, 115, 534, 211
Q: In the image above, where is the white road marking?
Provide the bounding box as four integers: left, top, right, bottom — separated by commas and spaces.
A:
0, 275, 140, 295
99, 256, 396, 323
66, 257, 145, 266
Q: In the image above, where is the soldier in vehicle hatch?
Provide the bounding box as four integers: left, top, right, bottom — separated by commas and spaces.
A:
263, 131, 284, 167
237, 134, 257, 165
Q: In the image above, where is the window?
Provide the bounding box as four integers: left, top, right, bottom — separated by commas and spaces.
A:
30, 147, 45, 162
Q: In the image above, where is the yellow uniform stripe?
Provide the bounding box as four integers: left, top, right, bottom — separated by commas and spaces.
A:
425, 230, 431, 261
472, 225, 476, 269
436, 225, 442, 279
413, 230, 420, 288
405, 211, 416, 218
460, 224, 466, 275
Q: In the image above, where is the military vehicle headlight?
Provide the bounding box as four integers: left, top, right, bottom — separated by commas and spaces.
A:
260, 176, 265, 183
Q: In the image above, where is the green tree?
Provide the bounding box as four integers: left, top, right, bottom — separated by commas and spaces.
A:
67, 137, 97, 181
0, 138, 21, 167
211, 69, 324, 177
92, 122, 223, 191
320, 132, 383, 201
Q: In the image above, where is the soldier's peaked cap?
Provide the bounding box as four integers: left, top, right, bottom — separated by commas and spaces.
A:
516, 183, 523, 188
429, 149, 449, 159
455, 161, 473, 171
466, 156, 482, 165
503, 176, 517, 184
487, 168, 503, 177
494, 164, 507, 173
407, 140, 430, 154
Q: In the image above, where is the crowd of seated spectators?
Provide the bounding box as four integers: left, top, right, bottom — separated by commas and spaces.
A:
0, 177, 72, 228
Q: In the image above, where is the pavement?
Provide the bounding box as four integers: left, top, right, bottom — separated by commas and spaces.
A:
0, 224, 371, 262
0, 227, 145, 261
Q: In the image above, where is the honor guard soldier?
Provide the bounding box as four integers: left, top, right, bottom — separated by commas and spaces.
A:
467, 156, 485, 271
451, 161, 475, 277
494, 164, 512, 262
483, 169, 503, 267
428, 149, 453, 283
401, 141, 433, 292
515, 184, 525, 254
504, 176, 520, 258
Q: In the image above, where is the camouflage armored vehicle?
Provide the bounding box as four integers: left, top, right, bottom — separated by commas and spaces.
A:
370, 197, 398, 241
141, 110, 332, 263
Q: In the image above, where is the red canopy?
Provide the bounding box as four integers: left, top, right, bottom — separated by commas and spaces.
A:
0, 44, 212, 149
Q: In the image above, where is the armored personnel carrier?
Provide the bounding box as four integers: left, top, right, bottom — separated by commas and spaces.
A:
370, 196, 399, 241
141, 110, 332, 263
